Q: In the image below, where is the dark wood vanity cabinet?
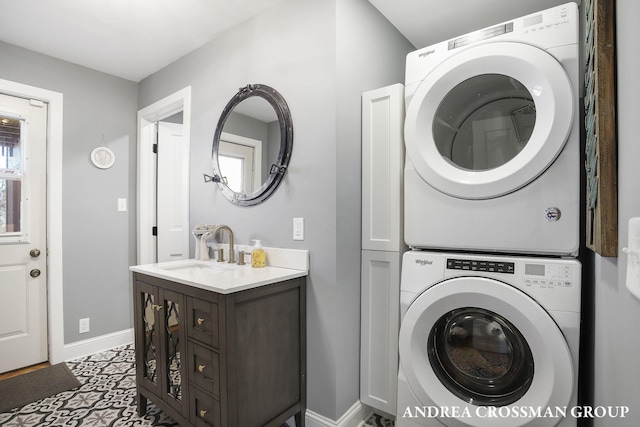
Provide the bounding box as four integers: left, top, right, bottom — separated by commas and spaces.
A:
133, 272, 306, 427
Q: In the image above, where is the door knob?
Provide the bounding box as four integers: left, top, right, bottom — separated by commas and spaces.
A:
30, 248, 41, 258
30, 269, 41, 278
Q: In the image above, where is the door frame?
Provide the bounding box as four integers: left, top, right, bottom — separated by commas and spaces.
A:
0, 78, 64, 365
137, 87, 192, 265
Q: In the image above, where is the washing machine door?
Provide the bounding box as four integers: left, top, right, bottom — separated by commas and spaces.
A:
399, 277, 573, 427
405, 42, 574, 199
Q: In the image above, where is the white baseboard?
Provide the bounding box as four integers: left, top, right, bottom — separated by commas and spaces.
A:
306, 401, 366, 427
62, 328, 134, 362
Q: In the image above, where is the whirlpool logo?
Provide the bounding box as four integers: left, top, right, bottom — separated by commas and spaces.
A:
418, 49, 435, 58
415, 259, 433, 266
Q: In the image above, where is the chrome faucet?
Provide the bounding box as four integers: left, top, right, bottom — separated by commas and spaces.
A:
213, 225, 235, 264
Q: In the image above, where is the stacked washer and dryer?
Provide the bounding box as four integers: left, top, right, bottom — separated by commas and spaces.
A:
397, 3, 582, 427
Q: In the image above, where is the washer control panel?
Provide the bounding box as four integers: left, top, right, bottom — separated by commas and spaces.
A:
446, 257, 575, 288
523, 262, 575, 288
447, 258, 514, 274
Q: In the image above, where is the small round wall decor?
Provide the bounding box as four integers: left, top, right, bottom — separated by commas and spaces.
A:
91, 146, 115, 169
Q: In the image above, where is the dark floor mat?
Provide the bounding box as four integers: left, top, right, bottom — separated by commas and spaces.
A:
0, 363, 81, 412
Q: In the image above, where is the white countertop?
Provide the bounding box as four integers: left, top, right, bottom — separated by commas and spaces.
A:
129, 247, 309, 294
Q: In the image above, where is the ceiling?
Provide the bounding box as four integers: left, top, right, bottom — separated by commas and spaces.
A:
0, 0, 578, 83
0, 0, 285, 82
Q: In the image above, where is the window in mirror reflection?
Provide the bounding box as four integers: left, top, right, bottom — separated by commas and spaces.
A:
218, 154, 244, 193
218, 132, 262, 194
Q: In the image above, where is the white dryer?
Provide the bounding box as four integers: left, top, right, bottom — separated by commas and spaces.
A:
404, 3, 580, 256
396, 251, 581, 427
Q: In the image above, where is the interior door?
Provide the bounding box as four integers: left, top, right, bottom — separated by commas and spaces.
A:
0, 93, 48, 373
157, 121, 189, 263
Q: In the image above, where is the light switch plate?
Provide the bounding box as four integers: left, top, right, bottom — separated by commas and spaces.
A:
293, 218, 304, 241
117, 198, 127, 212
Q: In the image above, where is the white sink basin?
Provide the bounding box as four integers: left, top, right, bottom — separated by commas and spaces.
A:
160, 261, 231, 272
130, 248, 309, 294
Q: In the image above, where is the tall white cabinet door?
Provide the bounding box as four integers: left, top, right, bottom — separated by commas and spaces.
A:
360, 250, 402, 414
361, 84, 404, 252
361, 82, 405, 415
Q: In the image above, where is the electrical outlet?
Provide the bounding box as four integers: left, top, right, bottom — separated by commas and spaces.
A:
79, 318, 90, 334
117, 198, 127, 212
293, 217, 304, 241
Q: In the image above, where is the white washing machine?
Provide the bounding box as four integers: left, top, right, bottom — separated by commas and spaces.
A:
396, 251, 581, 427
404, 3, 580, 256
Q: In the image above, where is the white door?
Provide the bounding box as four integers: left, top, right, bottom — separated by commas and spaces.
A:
156, 121, 189, 262
0, 93, 48, 373
404, 42, 574, 199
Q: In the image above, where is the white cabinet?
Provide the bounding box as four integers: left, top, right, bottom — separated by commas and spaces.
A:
360, 84, 404, 415
360, 250, 402, 414
361, 84, 404, 252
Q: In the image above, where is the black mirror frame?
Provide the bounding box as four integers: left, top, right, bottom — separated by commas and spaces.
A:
211, 84, 293, 206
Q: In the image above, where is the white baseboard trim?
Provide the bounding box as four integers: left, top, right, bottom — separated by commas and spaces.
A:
306, 401, 366, 427
62, 328, 134, 362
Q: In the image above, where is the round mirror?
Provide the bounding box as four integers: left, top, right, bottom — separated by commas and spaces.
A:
210, 84, 293, 206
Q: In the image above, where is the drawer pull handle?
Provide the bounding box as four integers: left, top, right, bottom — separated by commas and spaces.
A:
199, 409, 207, 418
196, 317, 205, 325
198, 364, 206, 373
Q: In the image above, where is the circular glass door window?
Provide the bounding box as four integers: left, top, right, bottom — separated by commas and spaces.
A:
433, 74, 536, 171
428, 307, 534, 406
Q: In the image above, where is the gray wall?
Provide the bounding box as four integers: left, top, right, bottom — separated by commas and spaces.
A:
138, 0, 411, 420
335, 0, 414, 417
0, 42, 138, 343
140, 0, 339, 415
593, 0, 640, 423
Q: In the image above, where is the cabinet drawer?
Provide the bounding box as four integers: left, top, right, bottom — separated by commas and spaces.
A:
190, 386, 221, 427
188, 342, 220, 397
187, 297, 219, 348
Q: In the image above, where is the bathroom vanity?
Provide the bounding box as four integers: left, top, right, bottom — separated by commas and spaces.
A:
130, 251, 307, 427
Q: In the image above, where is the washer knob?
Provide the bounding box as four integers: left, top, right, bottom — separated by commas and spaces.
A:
545, 207, 562, 222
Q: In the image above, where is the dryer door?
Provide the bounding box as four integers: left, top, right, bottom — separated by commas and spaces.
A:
398, 277, 573, 427
404, 42, 574, 199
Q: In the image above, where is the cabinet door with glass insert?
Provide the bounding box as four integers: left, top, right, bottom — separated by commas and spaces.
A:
134, 281, 163, 397
159, 288, 188, 414
134, 281, 188, 414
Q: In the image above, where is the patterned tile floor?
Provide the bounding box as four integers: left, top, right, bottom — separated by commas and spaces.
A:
363, 413, 395, 426
0, 344, 395, 426
0, 345, 179, 426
